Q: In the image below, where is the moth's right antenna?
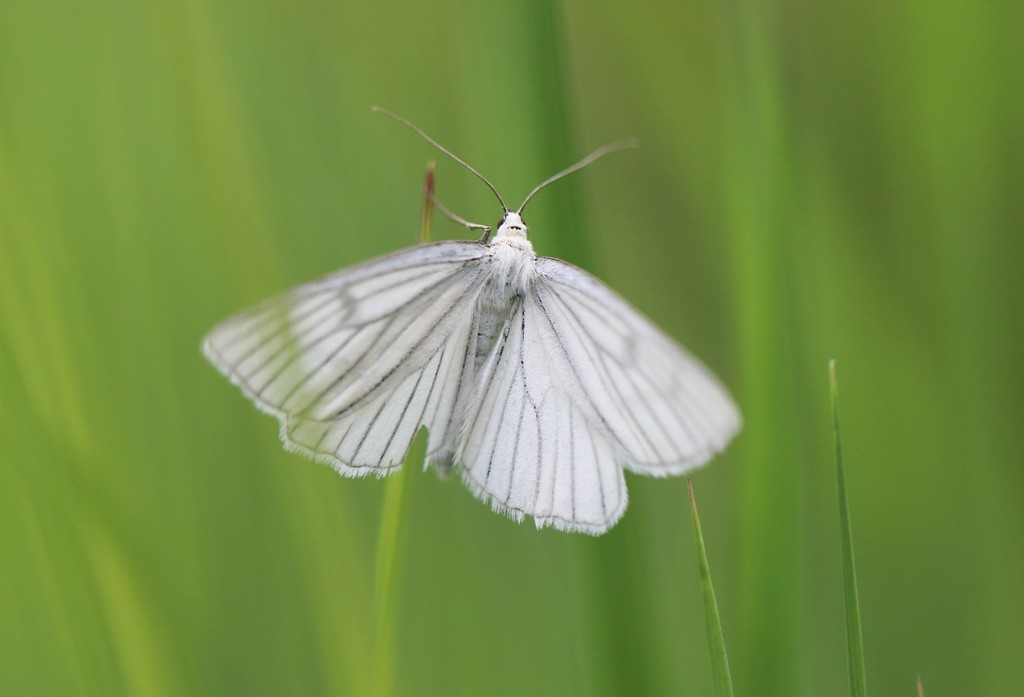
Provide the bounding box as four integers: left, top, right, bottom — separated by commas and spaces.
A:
516, 138, 638, 214
373, 107, 509, 213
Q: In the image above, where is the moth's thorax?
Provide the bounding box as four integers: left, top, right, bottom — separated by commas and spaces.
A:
486, 229, 536, 299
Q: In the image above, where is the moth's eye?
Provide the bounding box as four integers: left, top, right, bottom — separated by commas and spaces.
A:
497, 217, 505, 230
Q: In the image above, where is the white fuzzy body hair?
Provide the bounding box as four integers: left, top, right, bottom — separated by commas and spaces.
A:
485, 211, 535, 299
469, 212, 536, 382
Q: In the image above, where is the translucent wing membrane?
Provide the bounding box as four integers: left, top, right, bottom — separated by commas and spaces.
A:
454, 260, 738, 534
203, 242, 488, 475
457, 298, 628, 533
533, 257, 741, 473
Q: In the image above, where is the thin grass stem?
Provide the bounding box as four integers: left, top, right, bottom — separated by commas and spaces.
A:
369, 164, 436, 695
830, 360, 868, 697
371, 458, 407, 697
688, 480, 735, 697
420, 161, 435, 244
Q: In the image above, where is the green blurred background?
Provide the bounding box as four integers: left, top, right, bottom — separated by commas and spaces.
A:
2, 0, 1021, 695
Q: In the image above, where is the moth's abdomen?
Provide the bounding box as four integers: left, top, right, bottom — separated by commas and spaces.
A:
472, 297, 515, 378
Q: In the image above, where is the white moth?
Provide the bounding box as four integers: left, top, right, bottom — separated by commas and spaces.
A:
203, 109, 741, 534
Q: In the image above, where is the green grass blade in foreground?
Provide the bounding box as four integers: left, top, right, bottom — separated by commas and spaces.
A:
370, 166, 436, 696
688, 480, 735, 697
371, 454, 409, 697
830, 360, 868, 697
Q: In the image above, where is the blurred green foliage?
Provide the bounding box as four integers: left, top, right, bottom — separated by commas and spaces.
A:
2, 0, 1022, 695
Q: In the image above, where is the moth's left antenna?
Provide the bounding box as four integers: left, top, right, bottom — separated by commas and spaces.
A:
373, 107, 509, 213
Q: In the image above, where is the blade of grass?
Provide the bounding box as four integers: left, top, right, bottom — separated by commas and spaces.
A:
420, 161, 435, 244
688, 480, 734, 697
722, 0, 803, 687
830, 360, 867, 697
370, 163, 436, 696
916, 675, 924, 697
371, 457, 408, 697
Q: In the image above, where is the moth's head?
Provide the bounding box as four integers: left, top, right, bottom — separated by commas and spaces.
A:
495, 211, 528, 239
